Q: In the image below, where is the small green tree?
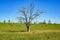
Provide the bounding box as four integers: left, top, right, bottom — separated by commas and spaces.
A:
34, 22, 36, 24
48, 20, 51, 24
18, 20, 23, 24
43, 20, 46, 24
8, 20, 10, 23
4, 20, 6, 23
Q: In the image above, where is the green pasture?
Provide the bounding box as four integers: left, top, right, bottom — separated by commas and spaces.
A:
0, 23, 60, 32
0, 23, 60, 40
0, 32, 60, 40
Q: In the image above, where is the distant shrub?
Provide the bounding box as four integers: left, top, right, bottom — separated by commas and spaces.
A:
54, 23, 56, 24
34, 22, 36, 24
43, 20, 46, 24
48, 20, 51, 24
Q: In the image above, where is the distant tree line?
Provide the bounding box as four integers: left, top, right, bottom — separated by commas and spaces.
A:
3, 20, 11, 23
35, 20, 52, 24
19, 19, 52, 24
0, 19, 56, 24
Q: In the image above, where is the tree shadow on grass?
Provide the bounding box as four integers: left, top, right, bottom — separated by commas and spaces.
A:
8, 30, 26, 32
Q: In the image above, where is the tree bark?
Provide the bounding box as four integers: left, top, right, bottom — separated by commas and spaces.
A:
27, 26, 30, 32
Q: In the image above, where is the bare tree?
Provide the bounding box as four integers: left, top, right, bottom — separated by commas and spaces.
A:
17, 3, 45, 32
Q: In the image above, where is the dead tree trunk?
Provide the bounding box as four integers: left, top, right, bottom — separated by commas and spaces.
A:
27, 26, 30, 32
26, 23, 30, 32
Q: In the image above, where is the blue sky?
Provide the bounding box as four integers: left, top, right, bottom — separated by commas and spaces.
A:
0, 0, 60, 23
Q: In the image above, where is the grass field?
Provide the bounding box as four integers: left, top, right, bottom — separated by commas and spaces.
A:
0, 23, 60, 40
0, 23, 60, 31
0, 32, 60, 40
